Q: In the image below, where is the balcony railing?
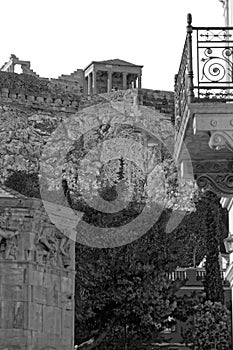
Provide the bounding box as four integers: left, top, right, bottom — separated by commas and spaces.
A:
175, 13, 233, 130
167, 267, 229, 286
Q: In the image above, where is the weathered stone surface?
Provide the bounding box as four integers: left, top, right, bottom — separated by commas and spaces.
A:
0, 196, 75, 349
0, 70, 174, 349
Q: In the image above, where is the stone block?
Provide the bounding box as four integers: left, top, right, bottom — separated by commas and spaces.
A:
2, 284, 24, 301
0, 329, 27, 348
43, 305, 61, 335
32, 285, 46, 304
0, 264, 25, 284
62, 326, 74, 346
61, 275, 73, 293
27, 302, 43, 331
45, 287, 59, 307
0, 301, 24, 329
62, 309, 73, 330
28, 267, 44, 286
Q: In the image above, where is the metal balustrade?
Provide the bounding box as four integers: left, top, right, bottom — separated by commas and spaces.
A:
175, 13, 233, 132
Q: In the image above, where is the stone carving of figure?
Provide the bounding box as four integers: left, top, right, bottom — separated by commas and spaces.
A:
55, 228, 71, 268
0, 228, 19, 242
35, 226, 58, 265
35, 224, 72, 268
0, 227, 19, 260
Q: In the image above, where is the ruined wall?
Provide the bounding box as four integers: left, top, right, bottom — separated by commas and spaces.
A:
0, 196, 75, 350
0, 72, 174, 182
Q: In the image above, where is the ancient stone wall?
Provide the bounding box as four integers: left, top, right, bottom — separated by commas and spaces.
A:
0, 196, 75, 350
0, 73, 174, 183
0, 71, 175, 349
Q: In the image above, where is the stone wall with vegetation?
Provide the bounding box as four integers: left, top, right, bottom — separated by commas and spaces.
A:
0, 71, 176, 350
0, 72, 174, 185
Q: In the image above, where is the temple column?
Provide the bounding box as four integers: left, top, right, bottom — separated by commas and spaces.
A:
123, 72, 127, 90
84, 77, 88, 95
138, 73, 142, 88
92, 70, 97, 95
107, 71, 112, 93
87, 73, 92, 95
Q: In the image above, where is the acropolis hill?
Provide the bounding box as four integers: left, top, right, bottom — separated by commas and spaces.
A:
0, 54, 175, 350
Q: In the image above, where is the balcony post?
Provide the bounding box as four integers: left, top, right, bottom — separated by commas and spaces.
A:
186, 13, 194, 103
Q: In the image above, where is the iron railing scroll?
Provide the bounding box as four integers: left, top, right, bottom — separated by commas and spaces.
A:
175, 13, 233, 132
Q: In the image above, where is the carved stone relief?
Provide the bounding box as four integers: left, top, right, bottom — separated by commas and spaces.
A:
209, 130, 233, 152
0, 209, 22, 260
35, 225, 71, 269
196, 173, 233, 197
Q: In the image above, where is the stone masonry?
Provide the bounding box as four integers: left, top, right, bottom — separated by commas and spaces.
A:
0, 191, 75, 350
0, 56, 174, 349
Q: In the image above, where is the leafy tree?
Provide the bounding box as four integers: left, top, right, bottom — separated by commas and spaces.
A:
4, 170, 41, 198
202, 193, 227, 304
75, 209, 186, 350
185, 301, 231, 350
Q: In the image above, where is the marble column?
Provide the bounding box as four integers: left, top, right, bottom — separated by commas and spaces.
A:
134, 78, 137, 88
138, 74, 142, 89
92, 70, 97, 95
107, 71, 112, 93
123, 72, 127, 90
84, 77, 88, 95
87, 73, 92, 95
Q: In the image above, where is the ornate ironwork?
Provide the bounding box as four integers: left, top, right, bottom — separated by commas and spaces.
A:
199, 29, 233, 42
174, 16, 233, 132
196, 27, 233, 99
174, 38, 188, 129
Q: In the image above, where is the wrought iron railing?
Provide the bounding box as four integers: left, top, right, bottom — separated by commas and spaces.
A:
175, 13, 233, 129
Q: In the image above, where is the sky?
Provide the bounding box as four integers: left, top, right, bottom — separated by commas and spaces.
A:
1, 0, 224, 91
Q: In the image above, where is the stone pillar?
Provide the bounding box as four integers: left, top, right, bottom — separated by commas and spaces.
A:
123, 72, 127, 90
138, 74, 142, 89
84, 77, 88, 96
92, 70, 97, 95
107, 71, 112, 93
0, 196, 75, 350
134, 78, 137, 88
87, 73, 92, 96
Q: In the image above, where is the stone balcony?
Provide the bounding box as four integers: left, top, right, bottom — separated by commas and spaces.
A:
174, 14, 233, 197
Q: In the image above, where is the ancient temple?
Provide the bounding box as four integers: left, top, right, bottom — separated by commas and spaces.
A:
0, 55, 143, 96
83, 59, 143, 95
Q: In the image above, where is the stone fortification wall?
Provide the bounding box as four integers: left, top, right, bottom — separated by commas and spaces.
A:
0, 72, 174, 183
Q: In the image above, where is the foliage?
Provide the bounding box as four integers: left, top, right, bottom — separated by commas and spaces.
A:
4, 170, 41, 198
184, 301, 231, 350
201, 192, 225, 304
3, 126, 229, 350
75, 209, 186, 349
